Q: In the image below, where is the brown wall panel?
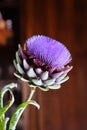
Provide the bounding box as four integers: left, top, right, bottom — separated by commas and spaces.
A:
20, 0, 87, 130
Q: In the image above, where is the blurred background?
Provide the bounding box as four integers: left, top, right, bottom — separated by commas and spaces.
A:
0, 0, 87, 130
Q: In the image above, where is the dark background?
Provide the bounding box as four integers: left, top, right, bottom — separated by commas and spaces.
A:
0, 0, 87, 130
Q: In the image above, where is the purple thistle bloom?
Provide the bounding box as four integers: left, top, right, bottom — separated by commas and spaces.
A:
14, 35, 72, 90
26, 35, 72, 68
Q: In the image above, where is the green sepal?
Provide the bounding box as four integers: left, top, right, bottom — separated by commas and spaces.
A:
59, 76, 69, 84
32, 79, 43, 86
38, 86, 49, 91
27, 67, 37, 78
41, 71, 49, 80
14, 72, 29, 82
17, 63, 25, 74
48, 84, 61, 89
16, 51, 21, 64
44, 79, 55, 86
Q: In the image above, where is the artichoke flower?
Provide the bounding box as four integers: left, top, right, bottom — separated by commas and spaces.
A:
13, 35, 72, 91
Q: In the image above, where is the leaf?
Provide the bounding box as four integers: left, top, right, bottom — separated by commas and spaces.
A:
29, 100, 40, 109
0, 118, 5, 130
8, 101, 29, 130
0, 83, 17, 109
0, 83, 17, 130
4, 118, 9, 130
1, 118, 9, 130
1, 83, 17, 95
0, 89, 14, 117
8, 100, 40, 130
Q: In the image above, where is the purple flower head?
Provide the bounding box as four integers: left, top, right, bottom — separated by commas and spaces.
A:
26, 35, 72, 68
14, 35, 72, 90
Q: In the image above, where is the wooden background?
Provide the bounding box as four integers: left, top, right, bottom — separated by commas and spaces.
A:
19, 0, 87, 130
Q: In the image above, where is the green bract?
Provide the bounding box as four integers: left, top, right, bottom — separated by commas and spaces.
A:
14, 44, 72, 91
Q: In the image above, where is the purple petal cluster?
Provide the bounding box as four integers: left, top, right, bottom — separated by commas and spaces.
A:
26, 35, 72, 68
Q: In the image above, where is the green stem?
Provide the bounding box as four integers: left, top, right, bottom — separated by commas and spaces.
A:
27, 86, 36, 101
